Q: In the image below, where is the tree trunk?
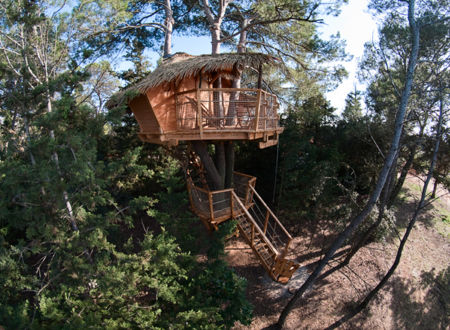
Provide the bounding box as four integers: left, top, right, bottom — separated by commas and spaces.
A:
431, 177, 438, 198
195, 0, 237, 192
227, 19, 248, 125
163, 0, 174, 57
47, 90, 79, 232
214, 142, 226, 188
211, 26, 221, 55
193, 141, 223, 190
318, 161, 397, 282
326, 85, 444, 330
275, 2, 420, 327
224, 141, 234, 188
388, 123, 426, 208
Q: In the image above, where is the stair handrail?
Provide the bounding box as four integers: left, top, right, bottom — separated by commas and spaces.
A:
248, 185, 292, 240
231, 190, 279, 256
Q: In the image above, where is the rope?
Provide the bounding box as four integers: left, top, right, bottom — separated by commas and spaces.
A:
272, 137, 280, 204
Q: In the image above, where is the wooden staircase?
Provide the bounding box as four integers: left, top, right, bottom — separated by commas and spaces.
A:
187, 171, 299, 283
231, 189, 299, 283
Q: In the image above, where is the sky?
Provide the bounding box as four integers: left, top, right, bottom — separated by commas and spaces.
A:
319, 0, 378, 112
141, 0, 379, 113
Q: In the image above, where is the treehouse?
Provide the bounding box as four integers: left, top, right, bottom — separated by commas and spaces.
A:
108, 53, 299, 283
107, 53, 284, 149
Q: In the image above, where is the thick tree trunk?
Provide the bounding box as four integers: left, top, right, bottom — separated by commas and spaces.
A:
211, 27, 221, 55
214, 142, 226, 188
227, 19, 248, 125
195, 0, 237, 192
163, 0, 174, 57
224, 141, 234, 188
275, 2, 420, 327
326, 88, 444, 330
193, 141, 223, 190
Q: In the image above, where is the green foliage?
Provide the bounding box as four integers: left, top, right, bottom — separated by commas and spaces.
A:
235, 90, 394, 238
0, 2, 252, 328
342, 88, 363, 122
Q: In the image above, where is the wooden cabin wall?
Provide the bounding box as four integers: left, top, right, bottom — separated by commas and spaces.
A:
146, 84, 177, 132
129, 94, 160, 133
147, 77, 198, 132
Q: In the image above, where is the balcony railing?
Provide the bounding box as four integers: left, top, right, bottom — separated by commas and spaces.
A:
187, 172, 256, 227
175, 88, 280, 134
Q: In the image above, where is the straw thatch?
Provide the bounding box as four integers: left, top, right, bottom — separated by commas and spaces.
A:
106, 52, 278, 109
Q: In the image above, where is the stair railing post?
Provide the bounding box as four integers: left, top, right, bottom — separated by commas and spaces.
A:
263, 91, 267, 132
246, 184, 250, 205
251, 223, 255, 247
281, 238, 292, 260
254, 90, 261, 131
196, 88, 203, 138
263, 209, 270, 234
208, 191, 214, 223
230, 190, 234, 219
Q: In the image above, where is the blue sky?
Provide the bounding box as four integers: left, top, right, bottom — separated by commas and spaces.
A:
319, 0, 377, 112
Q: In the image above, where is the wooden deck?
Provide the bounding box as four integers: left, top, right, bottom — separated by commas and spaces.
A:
187, 172, 256, 230
138, 88, 283, 148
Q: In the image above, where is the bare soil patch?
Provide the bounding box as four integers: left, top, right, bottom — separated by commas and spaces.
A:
226, 176, 450, 329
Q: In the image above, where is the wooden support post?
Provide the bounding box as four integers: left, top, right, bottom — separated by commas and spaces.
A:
186, 178, 195, 211
175, 94, 180, 129
196, 89, 203, 138
254, 90, 261, 131
263, 209, 270, 234
230, 191, 234, 218
208, 191, 214, 223
281, 238, 292, 260
245, 180, 251, 205
251, 223, 255, 247
263, 92, 267, 133
257, 63, 262, 89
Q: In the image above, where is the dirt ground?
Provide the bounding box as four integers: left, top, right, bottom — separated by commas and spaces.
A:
226, 176, 450, 329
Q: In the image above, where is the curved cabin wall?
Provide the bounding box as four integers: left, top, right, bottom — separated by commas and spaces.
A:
146, 76, 198, 133
129, 94, 160, 133
129, 72, 234, 135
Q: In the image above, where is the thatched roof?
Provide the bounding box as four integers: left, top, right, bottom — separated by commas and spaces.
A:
107, 52, 278, 109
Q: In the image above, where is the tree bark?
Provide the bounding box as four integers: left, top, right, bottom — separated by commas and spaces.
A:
224, 141, 234, 188
214, 142, 226, 188
388, 123, 426, 208
275, 1, 420, 327
318, 161, 397, 282
431, 177, 438, 198
163, 0, 174, 57
326, 83, 444, 330
193, 141, 223, 190
196, 0, 236, 191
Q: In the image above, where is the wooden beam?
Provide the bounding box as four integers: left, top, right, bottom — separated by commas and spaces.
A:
257, 63, 263, 89
208, 191, 214, 223
196, 89, 203, 138
254, 89, 261, 131
259, 139, 278, 149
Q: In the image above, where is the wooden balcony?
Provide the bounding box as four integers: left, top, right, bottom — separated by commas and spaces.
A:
138, 88, 283, 148
187, 172, 256, 231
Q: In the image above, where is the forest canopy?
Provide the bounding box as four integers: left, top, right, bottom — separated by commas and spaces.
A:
0, 0, 448, 328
